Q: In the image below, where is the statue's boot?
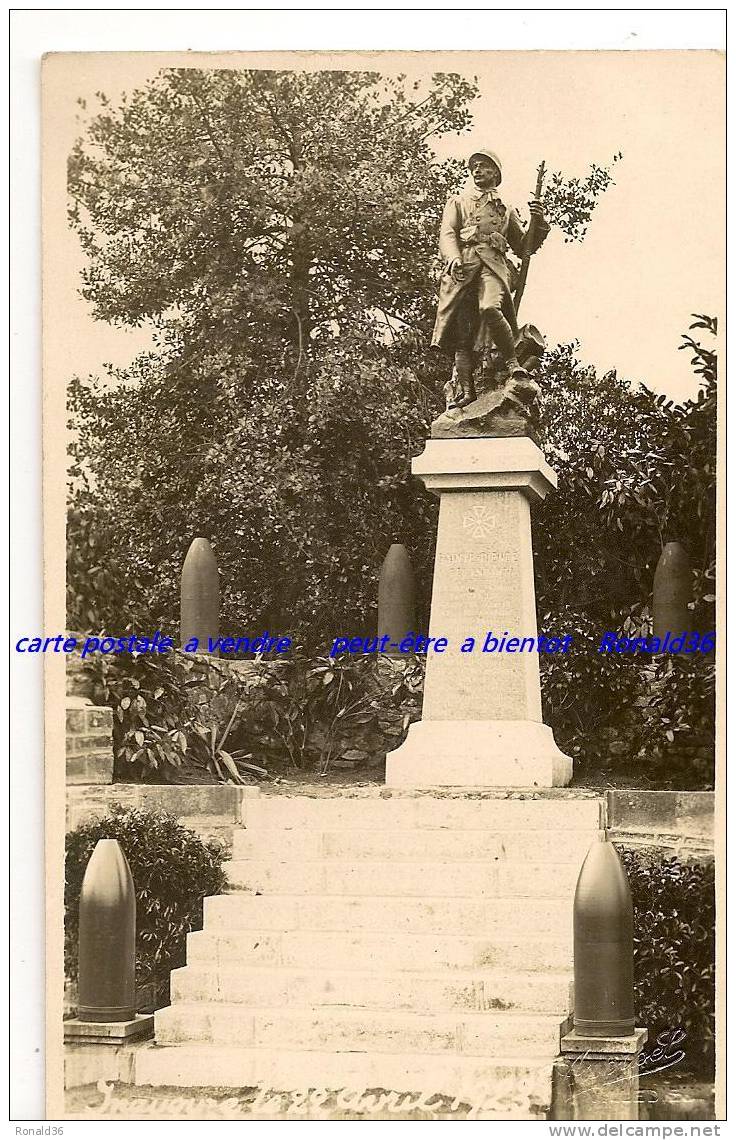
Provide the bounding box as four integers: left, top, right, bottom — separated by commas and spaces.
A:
457, 377, 477, 408
454, 348, 476, 408
482, 309, 530, 386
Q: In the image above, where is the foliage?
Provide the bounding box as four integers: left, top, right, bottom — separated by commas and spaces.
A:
542, 153, 622, 242
83, 648, 270, 783
534, 320, 716, 778
81, 644, 424, 781
538, 608, 643, 763
184, 660, 270, 785
66, 500, 139, 634
620, 846, 715, 1076
84, 648, 197, 781
68, 333, 443, 645
238, 651, 424, 773
68, 69, 476, 345
65, 805, 229, 1008
636, 654, 715, 789
536, 322, 716, 623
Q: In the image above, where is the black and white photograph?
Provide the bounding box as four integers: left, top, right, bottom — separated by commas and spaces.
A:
15, 19, 724, 1124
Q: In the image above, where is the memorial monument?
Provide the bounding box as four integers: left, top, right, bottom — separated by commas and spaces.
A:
386, 147, 572, 788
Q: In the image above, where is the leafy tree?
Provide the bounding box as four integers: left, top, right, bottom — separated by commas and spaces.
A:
68, 331, 443, 641
68, 67, 481, 637
69, 69, 476, 364
535, 319, 716, 626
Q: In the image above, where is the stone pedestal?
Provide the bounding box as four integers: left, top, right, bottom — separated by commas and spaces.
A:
385, 437, 571, 788
64, 1014, 154, 1044
554, 1028, 648, 1120
64, 1016, 154, 1090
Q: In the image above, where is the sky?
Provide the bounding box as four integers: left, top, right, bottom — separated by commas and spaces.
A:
47, 49, 724, 403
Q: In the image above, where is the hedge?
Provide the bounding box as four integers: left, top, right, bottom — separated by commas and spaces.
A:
622, 846, 715, 1077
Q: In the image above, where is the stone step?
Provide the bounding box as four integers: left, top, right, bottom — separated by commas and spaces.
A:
204, 892, 572, 937
243, 794, 601, 832
178, 816, 236, 850
232, 826, 596, 865
185, 929, 573, 972
223, 858, 581, 897
134, 1043, 554, 1114
154, 1003, 564, 1057
171, 962, 573, 1014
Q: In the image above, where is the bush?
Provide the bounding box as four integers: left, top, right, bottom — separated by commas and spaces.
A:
636, 654, 715, 789
532, 324, 717, 788
235, 651, 424, 773
65, 805, 229, 1008
82, 649, 203, 782
82, 647, 274, 784
80, 644, 424, 782
621, 847, 715, 1076
539, 608, 645, 768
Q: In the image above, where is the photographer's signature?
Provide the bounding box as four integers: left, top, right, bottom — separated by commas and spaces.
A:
566, 1027, 686, 1099
638, 1028, 686, 1078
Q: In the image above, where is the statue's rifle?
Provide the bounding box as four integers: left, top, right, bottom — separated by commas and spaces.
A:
513, 160, 546, 315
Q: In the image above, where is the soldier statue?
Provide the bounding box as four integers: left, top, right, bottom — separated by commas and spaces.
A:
431, 148, 549, 410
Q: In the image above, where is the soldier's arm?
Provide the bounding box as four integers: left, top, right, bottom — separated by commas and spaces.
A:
438, 197, 462, 264
528, 206, 550, 254
507, 208, 550, 257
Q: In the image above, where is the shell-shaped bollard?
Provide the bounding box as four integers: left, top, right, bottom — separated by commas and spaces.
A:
378, 544, 416, 656
652, 541, 691, 641
77, 838, 136, 1023
180, 537, 220, 651
573, 838, 635, 1037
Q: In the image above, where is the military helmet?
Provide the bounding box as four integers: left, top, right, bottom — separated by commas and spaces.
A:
467, 148, 502, 185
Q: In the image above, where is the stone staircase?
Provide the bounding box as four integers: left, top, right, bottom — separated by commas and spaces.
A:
135, 789, 602, 1118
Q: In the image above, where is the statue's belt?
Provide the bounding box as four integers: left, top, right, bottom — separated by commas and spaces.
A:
459, 222, 508, 252
460, 234, 509, 254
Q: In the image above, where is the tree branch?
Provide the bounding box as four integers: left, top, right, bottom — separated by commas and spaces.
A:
189, 89, 227, 168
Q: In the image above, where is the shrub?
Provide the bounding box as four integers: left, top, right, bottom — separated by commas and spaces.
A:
636, 654, 715, 789
236, 651, 424, 773
80, 644, 424, 782
65, 805, 229, 1008
82, 649, 201, 782
620, 846, 715, 1076
539, 608, 645, 768
81, 648, 269, 784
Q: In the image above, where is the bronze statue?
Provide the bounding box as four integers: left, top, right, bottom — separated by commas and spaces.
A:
431, 149, 549, 411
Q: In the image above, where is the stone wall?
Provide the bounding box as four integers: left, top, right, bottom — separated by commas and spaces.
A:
66, 783, 253, 848
66, 700, 114, 785
606, 790, 714, 858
